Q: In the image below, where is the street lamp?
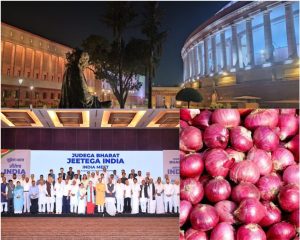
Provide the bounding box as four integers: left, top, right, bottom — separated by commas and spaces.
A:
17, 78, 24, 108
30, 85, 34, 108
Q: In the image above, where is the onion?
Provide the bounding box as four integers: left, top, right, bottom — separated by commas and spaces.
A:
266, 222, 296, 240
204, 149, 234, 177
180, 178, 204, 205
191, 110, 212, 130
180, 153, 204, 178
278, 184, 299, 212
180, 120, 190, 129
256, 173, 283, 201
289, 209, 299, 229
280, 109, 297, 115
285, 134, 299, 161
185, 228, 207, 240
226, 148, 245, 162
211, 109, 240, 128
210, 222, 235, 240
236, 224, 266, 240
235, 198, 266, 224
203, 124, 229, 149
215, 200, 237, 224
199, 174, 211, 187
180, 126, 203, 152
229, 160, 260, 184
189, 204, 219, 231
238, 109, 253, 117
247, 147, 272, 176
180, 109, 200, 122
278, 114, 299, 140
179, 231, 185, 240
259, 202, 282, 227
230, 126, 253, 152
204, 177, 231, 203
244, 109, 279, 130
272, 147, 296, 171
253, 126, 279, 151
231, 182, 260, 203
180, 200, 193, 227
283, 165, 300, 185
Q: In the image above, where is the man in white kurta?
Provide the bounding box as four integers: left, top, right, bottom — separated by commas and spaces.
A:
173, 179, 180, 214
139, 180, 148, 213
155, 177, 165, 214
22, 177, 31, 213
124, 180, 132, 213
131, 179, 140, 214
62, 179, 71, 214
163, 178, 174, 213
136, 171, 144, 185
54, 177, 64, 214
70, 180, 79, 213
105, 179, 116, 216
115, 179, 125, 213
38, 181, 47, 213
78, 183, 87, 214
147, 178, 156, 214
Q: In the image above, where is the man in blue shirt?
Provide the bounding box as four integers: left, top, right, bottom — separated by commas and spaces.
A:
29, 180, 39, 214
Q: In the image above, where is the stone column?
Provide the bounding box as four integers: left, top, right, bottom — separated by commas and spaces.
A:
285, 2, 298, 59
186, 52, 190, 79
39, 52, 43, 80
190, 48, 195, 77
221, 30, 227, 70
264, 9, 273, 62
231, 24, 239, 69
11, 44, 16, 76
194, 45, 199, 76
198, 43, 203, 76
204, 38, 209, 75
31, 50, 35, 79
211, 35, 217, 73
246, 18, 254, 66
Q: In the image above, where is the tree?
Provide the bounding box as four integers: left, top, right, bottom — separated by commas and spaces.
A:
82, 2, 144, 108
141, 2, 167, 108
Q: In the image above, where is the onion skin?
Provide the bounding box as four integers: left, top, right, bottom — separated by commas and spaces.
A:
244, 109, 279, 130
230, 126, 253, 152
256, 173, 283, 201
210, 222, 235, 240
180, 200, 193, 227
272, 148, 296, 171
215, 200, 237, 224
247, 148, 273, 176
189, 204, 219, 231
205, 149, 234, 177
278, 114, 299, 140
266, 222, 296, 240
237, 224, 266, 240
180, 126, 203, 152
203, 124, 229, 149
180, 178, 204, 205
280, 109, 297, 115
289, 209, 299, 229
283, 165, 300, 185
191, 110, 212, 130
229, 160, 260, 184
211, 109, 240, 128
253, 127, 279, 152
180, 109, 199, 122
226, 148, 245, 162
285, 134, 299, 161
259, 202, 282, 227
185, 228, 207, 240
180, 231, 185, 240
180, 120, 190, 129
231, 182, 260, 203
235, 198, 266, 224
278, 184, 299, 212
180, 153, 204, 178
204, 177, 231, 203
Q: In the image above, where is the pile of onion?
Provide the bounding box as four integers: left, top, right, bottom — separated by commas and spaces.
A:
180, 108, 299, 240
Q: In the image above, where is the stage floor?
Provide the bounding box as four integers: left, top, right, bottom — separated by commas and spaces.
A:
1, 217, 178, 240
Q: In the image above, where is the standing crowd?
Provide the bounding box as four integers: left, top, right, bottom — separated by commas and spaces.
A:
1, 167, 179, 216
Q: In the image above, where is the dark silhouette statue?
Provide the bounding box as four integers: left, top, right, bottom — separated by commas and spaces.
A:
59, 50, 111, 108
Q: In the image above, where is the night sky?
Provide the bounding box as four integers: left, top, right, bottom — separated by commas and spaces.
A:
2, 1, 228, 87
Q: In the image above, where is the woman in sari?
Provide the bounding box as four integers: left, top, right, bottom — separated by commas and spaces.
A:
86, 181, 95, 214
96, 178, 106, 213
14, 181, 24, 214
81, 174, 89, 188
155, 177, 165, 214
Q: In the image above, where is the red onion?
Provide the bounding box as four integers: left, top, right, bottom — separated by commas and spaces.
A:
229, 160, 260, 184
230, 126, 253, 152
179, 231, 185, 240
203, 124, 229, 149
180, 109, 199, 122
210, 222, 235, 240
278, 114, 299, 140
280, 109, 297, 115
185, 228, 207, 240
246, 148, 272, 176
199, 174, 211, 187
278, 184, 299, 212
238, 109, 253, 117
231, 182, 260, 203
215, 200, 237, 224
180, 153, 204, 178
226, 148, 245, 162
285, 134, 299, 161
253, 126, 279, 151
244, 109, 279, 130
189, 204, 219, 231
211, 109, 240, 128
259, 202, 282, 227
289, 209, 299, 229
283, 165, 300, 185
180, 126, 203, 152
204, 177, 231, 203
237, 224, 266, 240
191, 110, 212, 130
180, 120, 190, 129
266, 222, 296, 240
180, 150, 186, 159
235, 198, 266, 224
256, 173, 283, 201
180, 178, 204, 205
204, 149, 234, 177
180, 200, 193, 227
272, 148, 296, 171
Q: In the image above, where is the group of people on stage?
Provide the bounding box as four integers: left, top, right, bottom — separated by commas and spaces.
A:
1, 167, 179, 216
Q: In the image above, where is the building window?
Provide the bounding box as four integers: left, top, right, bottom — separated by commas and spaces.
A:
43, 92, 47, 99
207, 36, 213, 73
237, 20, 248, 68
58, 93, 61, 99
27, 72, 31, 78
36, 73, 39, 79
25, 91, 30, 99
13, 90, 18, 98
7, 69, 10, 76
18, 70, 21, 77
44, 74, 47, 80
51, 93, 54, 99
35, 92, 39, 99
58, 77, 60, 82
2, 90, 10, 98
252, 12, 265, 65
215, 32, 223, 72
51, 75, 54, 81
225, 27, 232, 70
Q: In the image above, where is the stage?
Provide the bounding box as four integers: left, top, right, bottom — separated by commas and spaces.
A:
2, 216, 178, 240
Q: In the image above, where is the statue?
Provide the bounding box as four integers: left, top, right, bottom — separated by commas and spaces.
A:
59, 49, 111, 108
